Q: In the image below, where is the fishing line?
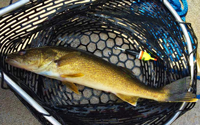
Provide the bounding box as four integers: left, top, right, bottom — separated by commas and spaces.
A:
176, 21, 191, 25
188, 47, 197, 57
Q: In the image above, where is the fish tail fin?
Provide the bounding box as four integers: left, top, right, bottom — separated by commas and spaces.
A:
165, 92, 198, 102
162, 76, 198, 102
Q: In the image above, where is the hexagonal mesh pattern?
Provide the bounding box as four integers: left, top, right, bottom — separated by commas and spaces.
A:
0, 0, 197, 125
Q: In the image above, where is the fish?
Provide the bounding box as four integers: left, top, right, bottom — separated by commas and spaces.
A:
5, 46, 198, 106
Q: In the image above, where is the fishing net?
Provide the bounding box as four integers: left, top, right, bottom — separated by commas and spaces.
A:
0, 0, 198, 124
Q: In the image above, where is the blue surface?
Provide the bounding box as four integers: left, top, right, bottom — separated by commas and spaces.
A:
168, 0, 188, 21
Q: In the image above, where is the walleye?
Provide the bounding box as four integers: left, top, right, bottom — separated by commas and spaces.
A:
5, 46, 198, 106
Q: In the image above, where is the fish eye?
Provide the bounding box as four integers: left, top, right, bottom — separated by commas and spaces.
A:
18, 50, 26, 56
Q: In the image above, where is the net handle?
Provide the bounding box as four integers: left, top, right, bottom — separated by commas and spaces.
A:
2, 72, 62, 125
162, 0, 194, 125
0, 0, 30, 17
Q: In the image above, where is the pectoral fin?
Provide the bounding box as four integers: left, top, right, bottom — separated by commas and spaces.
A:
55, 51, 81, 67
60, 73, 84, 78
62, 81, 79, 94
115, 93, 139, 106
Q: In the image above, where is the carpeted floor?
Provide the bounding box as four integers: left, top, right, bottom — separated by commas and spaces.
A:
0, 0, 200, 125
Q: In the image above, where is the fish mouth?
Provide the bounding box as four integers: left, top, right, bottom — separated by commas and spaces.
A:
5, 57, 24, 69
5, 57, 37, 71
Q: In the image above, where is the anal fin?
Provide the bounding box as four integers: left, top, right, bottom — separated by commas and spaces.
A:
62, 81, 79, 94
115, 93, 139, 106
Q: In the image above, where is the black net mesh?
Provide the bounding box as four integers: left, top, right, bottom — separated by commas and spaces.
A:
0, 0, 198, 125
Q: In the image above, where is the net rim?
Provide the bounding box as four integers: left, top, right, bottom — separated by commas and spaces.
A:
162, 0, 195, 124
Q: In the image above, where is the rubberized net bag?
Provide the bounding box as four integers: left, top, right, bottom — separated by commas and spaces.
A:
0, 0, 198, 124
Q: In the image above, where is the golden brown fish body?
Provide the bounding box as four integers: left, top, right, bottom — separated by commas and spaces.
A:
6, 46, 198, 106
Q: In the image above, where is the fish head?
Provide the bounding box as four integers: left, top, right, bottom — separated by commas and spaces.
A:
5, 47, 55, 72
